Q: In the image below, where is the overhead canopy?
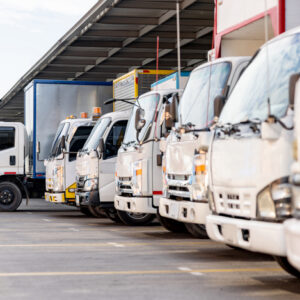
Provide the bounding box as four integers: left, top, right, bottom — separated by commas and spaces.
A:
0, 0, 214, 122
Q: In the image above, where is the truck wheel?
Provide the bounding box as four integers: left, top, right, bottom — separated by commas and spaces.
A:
117, 210, 155, 226
185, 223, 208, 239
0, 182, 22, 212
274, 256, 300, 278
79, 206, 94, 217
157, 214, 187, 233
105, 208, 123, 223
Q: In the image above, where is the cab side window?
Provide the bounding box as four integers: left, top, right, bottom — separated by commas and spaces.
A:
104, 120, 127, 160
0, 127, 15, 151
69, 126, 93, 161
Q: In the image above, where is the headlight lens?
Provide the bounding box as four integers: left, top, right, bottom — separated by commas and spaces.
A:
53, 166, 64, 191
84, 178, 98, 191
132, 160, 142, 196
257, 178, 292, 220
191, 151, 208, 201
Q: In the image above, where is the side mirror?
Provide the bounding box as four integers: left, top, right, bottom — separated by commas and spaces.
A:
135, 108, 146, 131
98, 137, 105, 153
61, 135, 66, 151
170, 93, 179, 123
289, 73, 300, 109
36, 141, 40, 154
214, 95, 226, 119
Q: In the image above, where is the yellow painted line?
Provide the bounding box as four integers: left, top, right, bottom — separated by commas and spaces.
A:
0, 268, 282, 277
0, 241, 211, 248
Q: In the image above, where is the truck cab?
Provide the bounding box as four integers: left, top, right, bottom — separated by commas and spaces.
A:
206, 27, 300, 277
0, 122, 27, 211
114, 89, 180, 225
44, 117, 95, 205
285, 74, 300, 275
159, 57, 249, 236
75, 111, 130, 217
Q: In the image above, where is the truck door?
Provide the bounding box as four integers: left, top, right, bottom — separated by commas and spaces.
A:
66, 126, 94, 191
0, 125, 20, 175
99, 120, 128, 203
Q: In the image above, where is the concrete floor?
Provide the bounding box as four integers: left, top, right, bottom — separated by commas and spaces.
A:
0, 199, 299, 300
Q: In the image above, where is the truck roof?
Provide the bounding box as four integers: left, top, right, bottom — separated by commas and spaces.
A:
262, 25, 300, 48
139, 88, 182, 99
191, 56, 251, 74
100, 110, 131, 120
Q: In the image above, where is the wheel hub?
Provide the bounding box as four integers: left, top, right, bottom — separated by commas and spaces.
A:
0, 189, 14, 205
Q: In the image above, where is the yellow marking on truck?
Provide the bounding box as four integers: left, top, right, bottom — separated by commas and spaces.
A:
0, 267, 282, 277
65, 182, 76, 199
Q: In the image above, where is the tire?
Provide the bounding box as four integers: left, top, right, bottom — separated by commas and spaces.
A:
157, 213, 187, 233
88, 206, 106, 218
274, 256, 300, 278
79, 206, 94, 217
117, 210, 155, 226
185, 223, 208, 239
105, 208, 123, 223
0, 182, 22, 212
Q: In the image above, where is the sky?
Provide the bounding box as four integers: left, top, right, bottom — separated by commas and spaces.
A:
0, 0, 98, 98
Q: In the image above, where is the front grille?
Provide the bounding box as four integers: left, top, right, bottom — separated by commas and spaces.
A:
166, 174, 191, 201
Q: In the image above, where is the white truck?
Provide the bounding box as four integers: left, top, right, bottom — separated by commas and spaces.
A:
75, 110, 130, 218
158, 57, 249, 236
206, 27, 300, 277
285, 73, 300, 274
114, 89, 181, 225
0, 80, 112, 211
44, 114, 96, 209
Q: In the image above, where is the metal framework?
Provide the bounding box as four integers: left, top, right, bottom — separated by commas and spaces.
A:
0, 0, 214, 122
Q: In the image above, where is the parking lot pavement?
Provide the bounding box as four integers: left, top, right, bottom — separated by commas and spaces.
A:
0, 199, 299, 300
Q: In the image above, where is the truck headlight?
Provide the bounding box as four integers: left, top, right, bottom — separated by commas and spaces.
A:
291, 173, 300, 218
191, 151, 208, 201
84, 178, 98, 192
53, 166, 64, 192
132, 160, 142, 196
257, 178, 292, 220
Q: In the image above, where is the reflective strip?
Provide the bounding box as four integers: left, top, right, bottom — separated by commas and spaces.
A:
4, 172, 16, 175
153, 191, 163, 195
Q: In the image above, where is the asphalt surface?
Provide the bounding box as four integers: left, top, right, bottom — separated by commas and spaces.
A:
0, 199, 299, 300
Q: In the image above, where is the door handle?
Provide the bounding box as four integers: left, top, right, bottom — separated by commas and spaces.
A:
10, 156, 16, 166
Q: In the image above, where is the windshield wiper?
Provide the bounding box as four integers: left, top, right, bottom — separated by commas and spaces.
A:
104, 98, 140, 108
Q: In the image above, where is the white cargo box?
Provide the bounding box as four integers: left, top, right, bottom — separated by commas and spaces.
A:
151, 72, 190, 91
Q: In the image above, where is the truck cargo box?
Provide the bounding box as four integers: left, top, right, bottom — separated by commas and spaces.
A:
113, 69, 174, 111
24, 80, 112, 178
151, 72, 190, 91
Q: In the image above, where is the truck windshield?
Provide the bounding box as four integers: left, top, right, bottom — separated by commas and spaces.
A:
180, 62, 231, 128
220, 33, 300, 125
82, 117, 111, 152
123, 93, 160, 144
49, 122, 70, 157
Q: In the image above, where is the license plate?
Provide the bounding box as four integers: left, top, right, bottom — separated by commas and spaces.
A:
169, 202, 179, 219
222, 223, 238, 244
75, 195, 80, 207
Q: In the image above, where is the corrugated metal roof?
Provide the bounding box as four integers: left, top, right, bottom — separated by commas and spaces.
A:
0, 0, 214, 122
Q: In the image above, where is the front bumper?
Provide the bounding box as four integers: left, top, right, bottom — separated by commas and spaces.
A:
285, 218, 300, 271
206, 215, 286, 256
76, 190, 100, 207
114, 195, 156, 214
159, 197, 209, 224
45, 192, 66, 204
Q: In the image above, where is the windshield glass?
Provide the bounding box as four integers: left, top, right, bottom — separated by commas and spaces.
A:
50, 122, 70, 157
82, 117, 111, 151
180, 62, 231, 127
220, 33, 300, 125
123, 93, 160, 144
